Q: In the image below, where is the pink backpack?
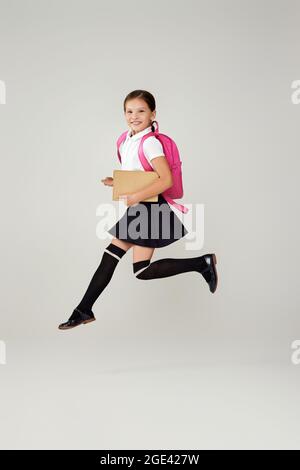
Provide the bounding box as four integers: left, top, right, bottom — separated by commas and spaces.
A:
116, 121, 189, 214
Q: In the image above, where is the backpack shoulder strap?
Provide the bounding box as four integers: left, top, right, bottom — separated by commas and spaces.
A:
138, 132, 157, 171
137, 121, 162, 170
116, 131, 128, 163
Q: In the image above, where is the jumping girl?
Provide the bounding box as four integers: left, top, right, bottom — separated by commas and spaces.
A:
58, 89, 218, 330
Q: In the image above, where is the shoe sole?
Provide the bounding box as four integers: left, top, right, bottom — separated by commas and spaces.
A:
210, 253, 218, 293
58, 318, 96, 330
83, 318, 96, 325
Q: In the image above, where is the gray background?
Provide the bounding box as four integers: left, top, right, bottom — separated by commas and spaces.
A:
0, 0, 300, 449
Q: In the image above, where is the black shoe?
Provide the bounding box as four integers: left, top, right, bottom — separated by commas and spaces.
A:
58, 308, 96, 330
201, 253, 218, 293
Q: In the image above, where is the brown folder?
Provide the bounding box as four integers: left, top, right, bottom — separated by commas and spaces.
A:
112, 170, 159, 202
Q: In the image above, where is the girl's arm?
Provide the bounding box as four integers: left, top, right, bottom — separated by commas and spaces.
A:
120, 156, 173, 205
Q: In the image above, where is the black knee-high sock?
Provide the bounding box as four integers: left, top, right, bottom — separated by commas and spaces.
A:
133, 255, 211, 281
76, 243, 126, 312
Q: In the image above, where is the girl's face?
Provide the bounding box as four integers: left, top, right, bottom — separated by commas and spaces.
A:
124, 98, 156, 135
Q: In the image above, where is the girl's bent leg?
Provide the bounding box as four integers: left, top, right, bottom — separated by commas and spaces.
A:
132, 250, 218, 293
132, 244, 155, 263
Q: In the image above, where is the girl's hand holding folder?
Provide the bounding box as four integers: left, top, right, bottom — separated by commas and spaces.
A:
101, 174, 140, 206
118, 193, 140, 207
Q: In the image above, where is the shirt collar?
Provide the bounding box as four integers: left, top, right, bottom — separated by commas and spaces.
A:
126, 125, 152, 141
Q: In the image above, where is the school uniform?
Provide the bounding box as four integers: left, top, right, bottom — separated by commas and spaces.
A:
58, 126, 217, 329
107, 125, 188, 248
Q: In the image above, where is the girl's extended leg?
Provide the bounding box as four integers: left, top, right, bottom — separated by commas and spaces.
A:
132, 246, 218, 293
58, 238, 133, 330
75, 238, 133, 313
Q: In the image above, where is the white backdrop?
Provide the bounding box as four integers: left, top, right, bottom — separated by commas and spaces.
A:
0, 0, 300, 450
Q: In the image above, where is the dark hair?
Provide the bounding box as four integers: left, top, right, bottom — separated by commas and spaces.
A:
123, 89, 156, 132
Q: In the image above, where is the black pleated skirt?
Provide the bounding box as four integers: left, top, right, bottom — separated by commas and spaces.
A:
107, 193, 188, 248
